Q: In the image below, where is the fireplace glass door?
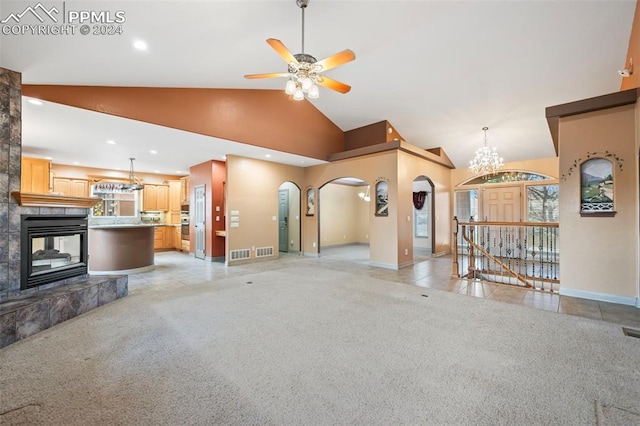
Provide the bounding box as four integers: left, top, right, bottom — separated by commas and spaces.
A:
31, 234, 82, 275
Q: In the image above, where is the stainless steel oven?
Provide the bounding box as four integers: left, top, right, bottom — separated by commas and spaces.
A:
181, 216, 190, 241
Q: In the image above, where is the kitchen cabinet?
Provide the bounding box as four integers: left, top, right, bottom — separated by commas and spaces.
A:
154, 225, 179, 251
168, 180, 182, 224
52, 177, 89, 198
21, 157, 51, 194
180, 176, 190, 206
174, 226, 182, 250
143, 184, 169, 211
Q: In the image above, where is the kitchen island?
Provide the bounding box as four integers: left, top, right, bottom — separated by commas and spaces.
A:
88, 224, 155, 274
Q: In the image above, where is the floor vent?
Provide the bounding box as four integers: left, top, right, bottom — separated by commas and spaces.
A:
622, 327, 640, 338
256, 246, 274, 258
230, 249, 251, 260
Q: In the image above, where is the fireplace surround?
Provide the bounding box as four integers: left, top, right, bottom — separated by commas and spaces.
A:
20, 215, 89, 290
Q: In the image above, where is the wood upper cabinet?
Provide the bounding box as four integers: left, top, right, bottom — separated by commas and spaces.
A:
156, 185, 169, 211
169, 180, 181, 212
21, 157, 51, 194
142, 184, 169, 211
52, 177, 89, 198
180, 176, 190, 206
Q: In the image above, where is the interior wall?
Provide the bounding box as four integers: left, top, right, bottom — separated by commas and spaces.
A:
279, 181, 301, 252
189, 160, 226, 259
397, 151, 452, 262
305, 152, 398, 268
558, 104, 639, 302
225, 155, 304, 263
621, 0, 640, 91
22, 85, 345, 161
319, 183, 369, 247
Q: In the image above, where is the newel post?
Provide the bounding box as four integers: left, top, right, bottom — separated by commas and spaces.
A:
467, 216, 476, 278
452, 216, 459, 277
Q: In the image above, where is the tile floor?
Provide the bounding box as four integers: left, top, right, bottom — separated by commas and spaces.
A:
130, 245, 640, 330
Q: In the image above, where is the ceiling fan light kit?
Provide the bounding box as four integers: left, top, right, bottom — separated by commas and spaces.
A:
244, 0, 355, 101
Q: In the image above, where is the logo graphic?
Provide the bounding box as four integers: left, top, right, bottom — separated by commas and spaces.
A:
1, 2, 59, 24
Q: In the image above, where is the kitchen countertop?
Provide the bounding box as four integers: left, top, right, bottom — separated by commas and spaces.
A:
89, 223, 180, 229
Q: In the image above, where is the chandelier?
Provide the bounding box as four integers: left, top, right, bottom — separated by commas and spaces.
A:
122, 157, 143, 191
358, 186, 370, 202
469, 127, 504, 177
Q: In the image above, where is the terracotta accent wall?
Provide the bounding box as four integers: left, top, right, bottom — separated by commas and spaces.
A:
558, 104, 639, 302
190, 160, 226, 260
22, 85, 345, 161
225, 156, 304, 264
621, 0, 640, 91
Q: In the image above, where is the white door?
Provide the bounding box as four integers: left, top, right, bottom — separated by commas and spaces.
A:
194, 184, 206, 260
483, 186, 521, 222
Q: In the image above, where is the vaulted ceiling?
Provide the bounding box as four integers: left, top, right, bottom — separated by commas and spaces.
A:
1, 0, 635, 174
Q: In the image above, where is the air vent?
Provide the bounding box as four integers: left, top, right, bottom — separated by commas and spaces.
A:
622, 327, 640, 338
230, 249, 251, 260
255, 246, 274, 258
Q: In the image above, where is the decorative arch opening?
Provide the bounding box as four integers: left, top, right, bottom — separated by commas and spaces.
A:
413, 175, 435, 258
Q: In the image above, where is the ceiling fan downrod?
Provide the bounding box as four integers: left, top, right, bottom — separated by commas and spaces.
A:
296, 0, 309, 54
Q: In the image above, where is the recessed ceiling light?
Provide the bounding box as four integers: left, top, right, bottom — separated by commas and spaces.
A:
150, 150, 158, 154
73, 162, 79, 165
28, 99, 44, 106
222, 155, 227, 160
176, 170, 182, 174
133, 40, 148, 51
106, 140, 116, 145
115, 167, 121, 171
265, 154, 272, 158
44, 156, 52, 160
154, 170, 160, 173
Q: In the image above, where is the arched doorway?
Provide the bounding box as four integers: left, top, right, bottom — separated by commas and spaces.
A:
278, 182, 301, 253
318, 177, 371, 264
412, 176, 435, 260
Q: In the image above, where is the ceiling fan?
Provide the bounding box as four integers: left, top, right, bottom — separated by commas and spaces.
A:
244, 0, 355, 101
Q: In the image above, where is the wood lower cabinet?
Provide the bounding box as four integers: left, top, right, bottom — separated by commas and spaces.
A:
52, 177, 89, 197
21, 157, 51, 194
154, 226, 181, 251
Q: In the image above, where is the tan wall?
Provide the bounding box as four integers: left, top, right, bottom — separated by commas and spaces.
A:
397, 151, 452, 261
621, 0, 640, 91
319, 183, 369, 246
279, 181, 301, 252
226, 156, 304, 263
51, 163, 182, 185
558, 104, 639, 300
305, 152, 398, 267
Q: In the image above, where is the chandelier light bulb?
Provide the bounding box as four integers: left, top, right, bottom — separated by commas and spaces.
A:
285, 80, 296, 95
308, 85, 319, 99
293, 88, 304, 101
301, 77, 313, 92
469, 126, 504, 177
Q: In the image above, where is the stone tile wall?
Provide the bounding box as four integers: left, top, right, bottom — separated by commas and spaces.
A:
0, 68, 92, 300
1, 67, 22, 300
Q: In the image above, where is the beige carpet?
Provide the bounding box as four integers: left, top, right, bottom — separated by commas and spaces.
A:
1, 262, 639, 425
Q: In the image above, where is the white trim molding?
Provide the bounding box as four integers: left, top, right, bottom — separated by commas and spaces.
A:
559, 287, 638, 307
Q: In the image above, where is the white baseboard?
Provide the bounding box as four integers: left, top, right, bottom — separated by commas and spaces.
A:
559, 287, 639, 307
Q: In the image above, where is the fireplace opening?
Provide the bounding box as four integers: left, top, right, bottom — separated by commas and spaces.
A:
21, 215, 89, 290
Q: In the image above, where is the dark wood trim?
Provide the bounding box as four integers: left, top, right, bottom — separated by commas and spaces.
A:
545, 88, 640, 154
328, 141, 455, 169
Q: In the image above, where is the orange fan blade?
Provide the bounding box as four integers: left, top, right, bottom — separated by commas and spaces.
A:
315, 49, 355, 72
244, 72, 290, 79
317, 76, 351, 94
266, 38, 299, 65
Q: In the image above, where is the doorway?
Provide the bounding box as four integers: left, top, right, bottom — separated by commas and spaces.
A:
194, 184, 206, 260
278, 182, 301, 253
412, 176, 434, 259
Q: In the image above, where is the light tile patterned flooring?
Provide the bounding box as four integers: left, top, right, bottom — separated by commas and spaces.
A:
130, 245, 640, 330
